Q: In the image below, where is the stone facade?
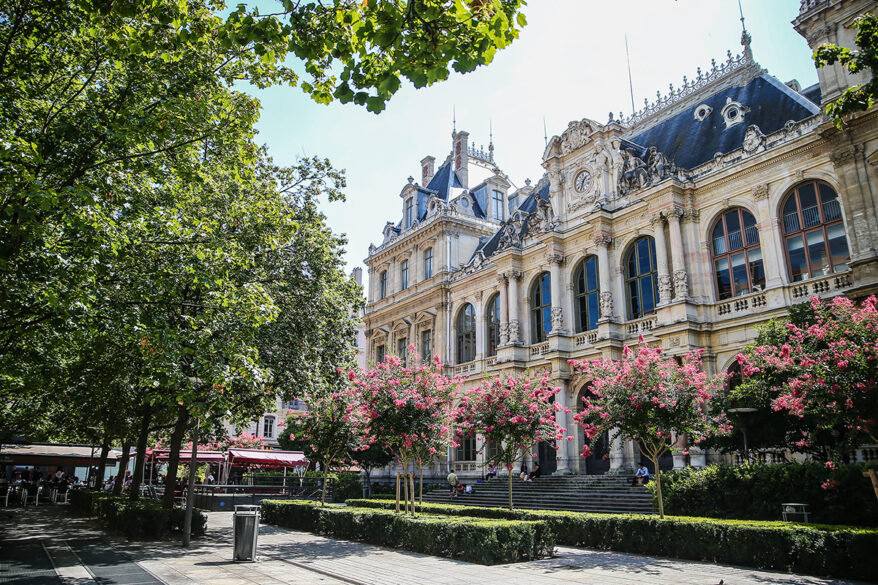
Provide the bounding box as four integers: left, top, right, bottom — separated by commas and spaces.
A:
364, 0, 878, 477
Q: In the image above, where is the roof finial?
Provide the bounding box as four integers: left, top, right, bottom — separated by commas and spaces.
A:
738, 0, 752, 60
543, 117, 548, 147
453, 105, 457, 136
488, 119, 494, 155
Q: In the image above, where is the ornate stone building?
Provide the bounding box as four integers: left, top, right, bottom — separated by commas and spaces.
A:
364, 0, 878, 477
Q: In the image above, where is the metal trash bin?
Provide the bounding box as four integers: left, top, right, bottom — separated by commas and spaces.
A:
233, 505, 260, 561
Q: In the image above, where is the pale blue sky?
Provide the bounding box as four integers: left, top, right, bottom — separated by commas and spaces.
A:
246, 0, 819, 277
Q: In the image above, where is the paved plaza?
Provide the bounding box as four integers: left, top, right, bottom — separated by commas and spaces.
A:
0, 505, 868, 585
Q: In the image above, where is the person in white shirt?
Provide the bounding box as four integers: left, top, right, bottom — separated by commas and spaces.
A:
631, 464, 651, 486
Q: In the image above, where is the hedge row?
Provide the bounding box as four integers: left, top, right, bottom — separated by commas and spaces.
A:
260, 499, 555, 565
344, 499, 878, 582
654, 463, 878, 526
70, 490, 207, 539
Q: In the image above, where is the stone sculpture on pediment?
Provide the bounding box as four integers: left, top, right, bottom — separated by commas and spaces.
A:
426, 196, 449, 217
618, 150, 649, 196
560, 119, 598, 155
742, 124, 766, 154
532, 196, 558, 233
497, 219, 522, 250
647, 146, 676, 182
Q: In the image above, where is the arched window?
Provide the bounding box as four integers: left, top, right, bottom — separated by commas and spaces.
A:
625, 237, 659, 319
456, 304, 476, 363
781, 181, 849, 282
574, 256, 600, 332
486, 294, 501, 357
711, 208, 765, 299
530, 272, 552, 343
379, 271, 387, 300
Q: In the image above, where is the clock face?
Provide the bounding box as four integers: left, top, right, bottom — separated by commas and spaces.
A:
574, 170, 592, 193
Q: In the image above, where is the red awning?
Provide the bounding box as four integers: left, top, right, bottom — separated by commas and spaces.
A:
227, 448, 307, 468
149, 450, 225, 464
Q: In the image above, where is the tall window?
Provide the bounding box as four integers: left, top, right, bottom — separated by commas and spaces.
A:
421, 330, 432, 360
492, 190, 504, 220
711, 208, 765, 299
456, 304, 476, 363
375, 344, 385, 363
379, 271, 387, 299
574, 257, 600, 332
263, 416, 275, 439
530, 272, 552, 343
404, 197, 414, 228
508, 194, 519, 214
455, 437, 476, 461
424, 247, 433, 279
397, 337, 407, 361
486, 294, 501, 356
401, 260, 409, 290
625, 237, 659, 319
781, 181, 849, 282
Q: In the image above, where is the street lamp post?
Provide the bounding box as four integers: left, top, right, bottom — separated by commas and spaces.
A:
727, 408, 758, 463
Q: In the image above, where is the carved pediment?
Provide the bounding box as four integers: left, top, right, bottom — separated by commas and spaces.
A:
560, 118, 600, 155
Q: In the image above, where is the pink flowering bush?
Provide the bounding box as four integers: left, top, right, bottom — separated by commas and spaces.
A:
457, 373, 565, 509
569, 339, 730, 517
736, 295, 878, 465
204, 432, 266, 452
283, 391, 368, 505
344, 348, 458, 513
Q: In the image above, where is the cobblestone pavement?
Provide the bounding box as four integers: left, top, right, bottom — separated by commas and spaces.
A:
0, 505, 868, 585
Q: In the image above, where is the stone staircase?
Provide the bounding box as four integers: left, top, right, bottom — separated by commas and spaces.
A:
421, 475, 655, 514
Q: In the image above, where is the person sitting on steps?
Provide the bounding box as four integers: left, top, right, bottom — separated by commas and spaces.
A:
631, 463, 650, 486
485, 463, 497, 480
527, 462, 541, 481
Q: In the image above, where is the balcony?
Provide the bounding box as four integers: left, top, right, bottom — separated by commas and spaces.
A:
530, 342, 550, 357
716, 291, 767, 317
625, 316, 658, 338
454, 361, 479, 376
574, 331, 599, 347
790, 271, 853, 299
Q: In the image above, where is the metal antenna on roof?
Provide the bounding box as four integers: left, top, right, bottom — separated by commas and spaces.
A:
738, 0, 752, 60
488, 120, 494, 161
452, 106, 457, 135
624, 33, 636, 116
543, 118, 548, 148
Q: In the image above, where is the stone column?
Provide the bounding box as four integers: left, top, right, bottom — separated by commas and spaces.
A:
435, 301, 447, 364
474, 292, 484, 361
594, 234, 614, 321
751, 184, 785, 289
609, 431, 625, 473
651, 214, 672, 305
498, 274, 510, 346
506, 270, 522, 344
553, 383, 570, 474
547, 253, 565, 335
667, 207, 690, 300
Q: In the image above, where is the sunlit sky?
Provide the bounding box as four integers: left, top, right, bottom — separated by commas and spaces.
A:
246, 0, 819, 280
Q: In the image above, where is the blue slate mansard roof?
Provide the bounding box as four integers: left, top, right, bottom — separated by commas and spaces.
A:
627, 74, 820, 170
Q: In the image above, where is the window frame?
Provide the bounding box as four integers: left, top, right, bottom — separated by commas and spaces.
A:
404, 197, 414, 228
420, 330, 432, 360
424, 247, 433, 279
486, 293, 501, 357
625, 237, 659, 320
573, 256, 601, 333
375, 344, 385, 363
379, 271, 387, 300
492, 190, 504, 220
262, 416, 275, 439
710, 208, 765, 300
456, 304, 477, 364
530, 272, 552, 343
400, 260, 409, 290
780, 180, 849, 282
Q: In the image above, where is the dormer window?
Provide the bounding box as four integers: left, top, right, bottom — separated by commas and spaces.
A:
404, 198, 414, 228
694, 104, 712, 121
720, 97, 749, 129
491, 190, 504, 220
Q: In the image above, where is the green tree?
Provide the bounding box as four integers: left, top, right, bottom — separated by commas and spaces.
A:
814, 13, 878, 128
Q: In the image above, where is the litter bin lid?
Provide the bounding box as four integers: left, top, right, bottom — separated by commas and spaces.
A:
234, 505, 261, 512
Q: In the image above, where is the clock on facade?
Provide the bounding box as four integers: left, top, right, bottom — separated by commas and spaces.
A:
574, 170, 592, 193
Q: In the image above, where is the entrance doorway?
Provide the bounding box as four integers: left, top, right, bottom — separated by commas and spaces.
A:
576, 384, 610, 475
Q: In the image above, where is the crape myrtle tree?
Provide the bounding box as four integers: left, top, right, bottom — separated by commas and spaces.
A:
0, 0, 526, 445
346, 350, 458, 515
736, 296, 878, 467
569, 341, 730, 518
458, 373, 566, 510
281, 390, 367, 504
814, 13, 878, 128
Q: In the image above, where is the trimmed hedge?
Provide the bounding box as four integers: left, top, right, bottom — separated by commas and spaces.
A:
344, 499, 878, 581
655, 463, 878, 527
260, 499, 555, 565
70, 489, 206, 539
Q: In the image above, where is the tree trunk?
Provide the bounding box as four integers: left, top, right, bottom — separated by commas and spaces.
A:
652, 454, 664, 518
507, 465, 513, 510
129, 410, 153, 501
419, 465, 423, 506
161, 404, 189, 510
321, 468, 330, 506
183, 420, 199, 547
401, 459, 409, 514
113, 439, 131, 495
95, 440, 111, 489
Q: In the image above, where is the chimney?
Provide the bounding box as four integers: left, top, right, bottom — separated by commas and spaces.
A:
453, 130, 469, 188
351, 267, 363, 286
420, 156, 435, 185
